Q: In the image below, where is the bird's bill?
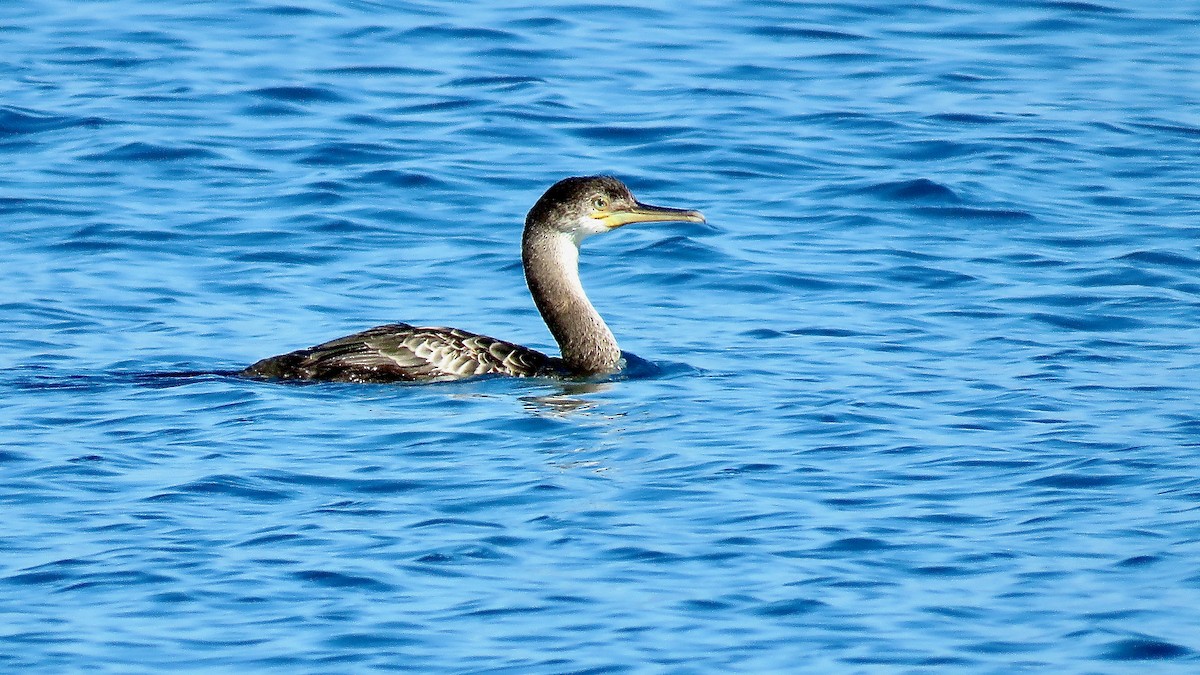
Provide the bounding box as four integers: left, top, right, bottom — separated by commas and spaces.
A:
598, 201, 706, 229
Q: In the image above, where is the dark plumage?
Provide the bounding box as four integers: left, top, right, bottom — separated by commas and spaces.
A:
241, 176, 704, 383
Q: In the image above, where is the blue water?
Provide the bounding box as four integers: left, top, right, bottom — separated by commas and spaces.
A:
3, 0, 1200, 670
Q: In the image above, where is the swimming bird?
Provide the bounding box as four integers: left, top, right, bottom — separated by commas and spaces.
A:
241, 176, 705, 383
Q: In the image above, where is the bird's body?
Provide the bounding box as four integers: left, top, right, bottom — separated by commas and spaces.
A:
241, 176, 704, 383
243, 323, 563, 383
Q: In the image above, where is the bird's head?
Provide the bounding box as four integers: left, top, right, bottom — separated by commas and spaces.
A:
526, 176, 705, 244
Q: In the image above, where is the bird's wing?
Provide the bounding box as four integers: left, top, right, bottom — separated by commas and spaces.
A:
244, 323, 559, 382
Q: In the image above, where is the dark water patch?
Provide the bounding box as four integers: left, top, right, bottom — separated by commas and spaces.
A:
235, 532, 306, 547
926, 113, 1008, 125
1117, 555, 1160, 567
319, 65, 440, 77
473, 46, 565, 62
462, 604, 549, 618
0, 106, 108, 136
1028, 312, 1145, 332
748, 327, 866, 339
0, 196, 99, 216
152, 474, 293, 503
604, 546, 680, 563
259, 470, 429, 496
572, 125, 692, 143
325, 632, 422, 649
1025, 472, 1130, 490
275, 188, 346, 208
80, 142, 218, 162
311, 500, 390, 517
312, 217, 381, 234
293, 570, 394, 592
337, 112, 394, 127
755, 598, 827, 617
749, 26, 866, 41
1101, 638, 1191, 661
719, 463, 780, 475
399, 24, 519, 43
390, 98, 481, 115
1002, 293, 1108, 309
0, 449, 32, 465
823, 537, 891, 552
411, 518, 504, 530
62, 570, 177, 591
1031, 235, 1121, 251
52, 53, 149, 70
940, 72, 987, 83
1130, 121, 1200, 138
249, 4, 333, 16
1116, 250, 1200, 270
858, 178, 960, 203
241, 102, 306, 117
1045, 1, 1127, 14
248, 85, 346, 103
1076, 267, 1177, 289
447, 75, 546, 88
911, 565, 976, 577
809, 51, 880, 63
5, 570, 76, 587
680, 598, 733, 612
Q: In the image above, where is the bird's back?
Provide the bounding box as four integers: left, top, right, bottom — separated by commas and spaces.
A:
241, 323, 562, 383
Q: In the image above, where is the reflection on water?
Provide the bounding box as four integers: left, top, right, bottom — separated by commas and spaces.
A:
520, 381, 613, 417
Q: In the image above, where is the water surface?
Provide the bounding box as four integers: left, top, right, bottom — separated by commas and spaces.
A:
3, 0, 1200, 670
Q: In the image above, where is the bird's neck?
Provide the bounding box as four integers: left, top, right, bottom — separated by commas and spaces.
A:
522, 227, 621, 375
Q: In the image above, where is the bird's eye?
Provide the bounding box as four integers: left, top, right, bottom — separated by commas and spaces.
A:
592, 197, 607, 210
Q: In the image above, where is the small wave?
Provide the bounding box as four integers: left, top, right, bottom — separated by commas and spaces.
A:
890, 140, 990, 161
298, 142, 401, 167
1101, 638, 1191, 661
859, 178, 960, 203
755, 598, 827, 617
885, 264, 978, 289
399, 25, 518, 42
356, 169, 452, 189
909, 206, 1035, 222
150, 474, 293, 503
293, 570, 394, 591
572, 124, 692, 143
1029, 312, 1146, 332
247, 85, 347, 103
1115, 250, 1200, 270
81, 142, 218, 162
0, 106, 107, 136
926, 112, 1007, 125
749, 26, 866, 41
